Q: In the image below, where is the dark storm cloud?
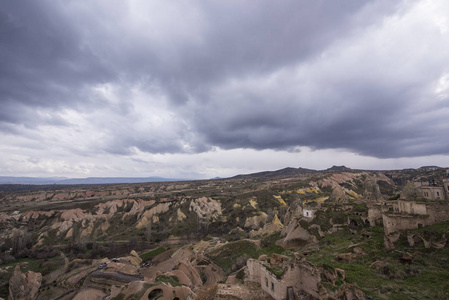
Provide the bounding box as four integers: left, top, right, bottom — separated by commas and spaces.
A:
1, 0, 448, 160
122, 0, 384, 103
0, 1, 113, 126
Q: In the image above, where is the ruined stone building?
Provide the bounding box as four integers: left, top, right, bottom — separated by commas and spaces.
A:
414, 169, 449, 200
382, 199, 449, 235
246, 255, 322, 300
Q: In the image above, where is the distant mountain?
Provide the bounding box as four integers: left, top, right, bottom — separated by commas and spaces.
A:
233, 167, 317, 179
0, 176, 182, 185
419, 166, 441, 170
325, 165, 353, 172
0, 176, 68, 185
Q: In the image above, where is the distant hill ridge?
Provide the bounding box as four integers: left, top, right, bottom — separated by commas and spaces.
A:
232, 167, 317, 179
326, 165, 353, 172
0, 176, 181, 185
1, 165, 447, 185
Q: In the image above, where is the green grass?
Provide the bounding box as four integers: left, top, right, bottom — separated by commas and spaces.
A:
305, 224, 449, 299
207, 240, 259, 273
0, 258, 42, 273
207, 234, 286, 274
264, 264, 285, 279
155, 275, 183, 287
140, 246, 167, 261
0, 256, 64, 298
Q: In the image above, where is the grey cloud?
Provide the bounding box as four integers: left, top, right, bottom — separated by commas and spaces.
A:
191, 62, 449, 158
0, 1, 113, 126
1, 0, 448, 161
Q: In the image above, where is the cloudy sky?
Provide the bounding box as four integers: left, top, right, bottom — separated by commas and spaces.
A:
1, 0, 449, 179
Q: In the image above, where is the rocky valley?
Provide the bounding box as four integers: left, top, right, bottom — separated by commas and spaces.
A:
1, 166, 449, 299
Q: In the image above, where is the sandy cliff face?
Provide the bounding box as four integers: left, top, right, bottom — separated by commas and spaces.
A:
135, 202, 171, 229
21, 211, 55, 221
244, 212, 268, 230
317, 172, 361, 188
189, 197, 222, 221
8, 265, 42, 300
278, 219, 317, 249
328, 185, 348, 204
249, 214, 284, 237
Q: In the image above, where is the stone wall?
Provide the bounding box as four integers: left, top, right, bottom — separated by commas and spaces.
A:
246, 259, 321, 300
427, 202, 449, 223
383, 201, 449, 235
415, 175, 449, 200
382, 213, 430, 235
246, 259, 263, 283
247, 259, 284, 299
367, 204, 391, 226
419, 186, 445, 200
396, 200, 427, 215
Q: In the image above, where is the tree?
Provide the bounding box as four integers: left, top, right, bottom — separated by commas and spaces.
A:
402, 181, 422, 200
146, 219, 152, 244
11, 229, 29, 256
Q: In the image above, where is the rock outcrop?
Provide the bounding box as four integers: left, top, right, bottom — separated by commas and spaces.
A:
8, 265, 42, 300
250, 214, 284, 237
189, 197, 222, 222
244, 212, 268, 230
363, 176, 384, 202
277, 220, 317, 249
127, 250, 143, 266
328, 185, 348, 204
135, 202, 171, 229
283, 198, 303, 225
317, 172, 360, 188
337, 284, 367, 300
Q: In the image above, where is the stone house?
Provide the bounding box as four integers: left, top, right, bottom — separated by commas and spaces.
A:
302, 207, 316, 219
382, 199, 449, 235
414, 169, 449, 200
246, 257, 322, 299
416, 184, 446, 200
367, 202, 393, 226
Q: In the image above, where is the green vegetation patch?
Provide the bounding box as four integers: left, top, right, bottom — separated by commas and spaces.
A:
141, 246, 166, 261
260, 233, 286, 255
155, 275, 183, 287
207, 240, 259, 274
306, 224, 449, 299
207, 234, 286, 274
264, 264, 285, 279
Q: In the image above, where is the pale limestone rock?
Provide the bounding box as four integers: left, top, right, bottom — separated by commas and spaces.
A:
250, 214, 284, 237
126, 250, 142, 266
8, 265, 42, 300
177, 208, 187, 221
273, 195, 287, 206
249, 197, 258, 209
317, 172, 360, 188
277, 219, 317, 249
328, 185, 348, 204
244, 212, 268, 230
337, 253, 354, 263
189, 197, 222, 221
337, 284, 367, 300
135, 202, 171, 229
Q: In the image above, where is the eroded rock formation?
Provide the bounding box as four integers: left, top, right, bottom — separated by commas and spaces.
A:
8, 265, 42, 300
